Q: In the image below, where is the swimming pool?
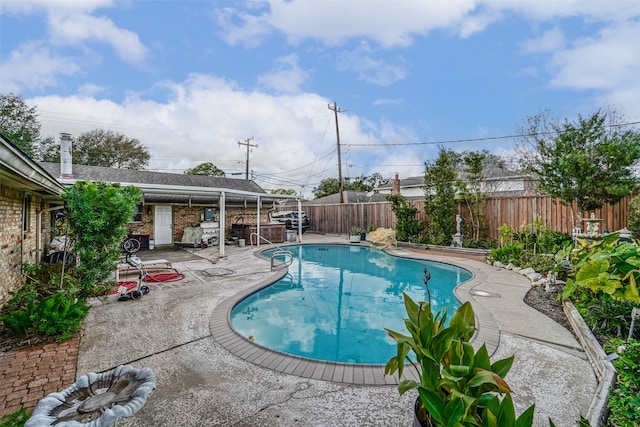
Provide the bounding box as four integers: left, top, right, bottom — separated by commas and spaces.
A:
230, 244, 472, 364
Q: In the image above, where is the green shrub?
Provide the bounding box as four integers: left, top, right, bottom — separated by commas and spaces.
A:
463, 237, 498, 249
536, 229, 572, 254
517, 251, 558, 273
490, 243, 524, 264
0, 407, 30, 427
580, 296, 636, 338
1, 291, 89, 341
603, 338, 640, 427
628, 195, 640, 240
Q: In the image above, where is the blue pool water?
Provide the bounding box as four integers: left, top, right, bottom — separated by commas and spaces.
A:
230, 244, 472, 364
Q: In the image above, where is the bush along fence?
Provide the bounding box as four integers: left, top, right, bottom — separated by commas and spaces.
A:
304, 194, 634, 242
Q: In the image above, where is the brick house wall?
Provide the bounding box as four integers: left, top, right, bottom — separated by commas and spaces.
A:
124, 204, 271, 246
0, 186, 50, 304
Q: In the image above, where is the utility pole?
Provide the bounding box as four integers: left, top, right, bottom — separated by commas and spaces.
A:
328, 102, 344, 203
238, 137, 258, 180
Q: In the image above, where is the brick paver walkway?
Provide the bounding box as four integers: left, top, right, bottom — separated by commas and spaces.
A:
0, 337, 78, 417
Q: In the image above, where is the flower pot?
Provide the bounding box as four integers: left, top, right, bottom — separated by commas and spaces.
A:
349, 235, 361, 243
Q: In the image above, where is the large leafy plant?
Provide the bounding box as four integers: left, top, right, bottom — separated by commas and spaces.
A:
384, 270, 535, 426
559, 233, 640, 304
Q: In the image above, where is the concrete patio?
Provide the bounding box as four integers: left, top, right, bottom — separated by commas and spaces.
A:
73, 233, 597, 427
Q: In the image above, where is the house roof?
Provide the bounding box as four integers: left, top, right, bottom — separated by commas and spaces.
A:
39, 162, 293, 204
1, 133, 63, 196
306, 190, 387, 205
377, 176, 423, 191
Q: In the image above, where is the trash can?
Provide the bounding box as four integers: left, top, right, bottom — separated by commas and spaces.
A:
286, 230, 297, 242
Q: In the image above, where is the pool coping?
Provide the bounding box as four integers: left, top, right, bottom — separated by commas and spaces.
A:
210, 243, 499, 386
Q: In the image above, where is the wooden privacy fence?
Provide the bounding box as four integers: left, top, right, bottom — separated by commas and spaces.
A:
304, 195, 635, 241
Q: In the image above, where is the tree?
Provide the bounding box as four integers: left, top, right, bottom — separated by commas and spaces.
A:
73, 129, 150, 169
517, 109, 640, 226
424, 147, 462, 245
271, 188, 296, 195
0, 93, 41, 157
387, 194, 424, 242
312, 173, 388, 198
459, 150, 487, 243
33, 135, 60, 162
184, 162, 226, 176
62, 181, 142, 297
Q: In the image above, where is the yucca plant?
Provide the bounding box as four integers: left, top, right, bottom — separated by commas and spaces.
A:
384, 269, 535, 426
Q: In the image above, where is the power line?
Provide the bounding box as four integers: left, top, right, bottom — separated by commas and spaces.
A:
344, 120, 640, 147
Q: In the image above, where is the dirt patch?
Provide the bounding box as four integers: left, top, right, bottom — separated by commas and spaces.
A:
523, 285, 573, 332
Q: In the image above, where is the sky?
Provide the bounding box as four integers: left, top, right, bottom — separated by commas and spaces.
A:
2, 0, 640, 198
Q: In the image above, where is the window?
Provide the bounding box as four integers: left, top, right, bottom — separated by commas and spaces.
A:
131, 204, 143, 223
22, 195, 31, 232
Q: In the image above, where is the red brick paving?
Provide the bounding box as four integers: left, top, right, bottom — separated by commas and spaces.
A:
0, 337, 78, 417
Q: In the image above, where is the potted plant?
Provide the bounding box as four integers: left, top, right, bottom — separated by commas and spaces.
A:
349, 227, 361, 243
384, 269, 535, 426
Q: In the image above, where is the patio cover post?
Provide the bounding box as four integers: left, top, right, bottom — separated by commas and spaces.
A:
297, 199, 303, 242
219, 192, 225, 257
256, 195, 261, 247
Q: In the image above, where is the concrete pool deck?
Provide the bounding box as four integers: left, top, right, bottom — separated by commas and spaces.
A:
76, 233, 597, 426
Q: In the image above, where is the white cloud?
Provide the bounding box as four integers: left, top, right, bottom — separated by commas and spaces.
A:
338, 44, 407, 86
48, 12, 148, 64
0, 42, 80, 92
257, 54, 310, 94
217, 0, 478, 48
30, 73, 405, 197
521, 28, 565, 54
549, 21, 640, 90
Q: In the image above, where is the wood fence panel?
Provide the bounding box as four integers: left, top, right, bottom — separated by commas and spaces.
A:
304, 195, 634, 241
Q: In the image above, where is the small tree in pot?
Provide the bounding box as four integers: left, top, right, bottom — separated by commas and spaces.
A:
384, 269, 536, 426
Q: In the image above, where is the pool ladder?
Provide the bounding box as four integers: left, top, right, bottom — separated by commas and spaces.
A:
249, 233, 294, 271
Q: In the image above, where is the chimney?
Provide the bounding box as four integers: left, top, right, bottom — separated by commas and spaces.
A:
392, 173, 400, 195
59, 133, 72, 178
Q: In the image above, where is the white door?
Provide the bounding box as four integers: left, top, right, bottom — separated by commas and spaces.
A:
154, 206, 173, 245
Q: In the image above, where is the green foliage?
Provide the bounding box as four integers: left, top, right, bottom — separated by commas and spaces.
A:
384, 272, 535, 426
184, 162, 226, 176
517, 252, 558, 273
387, 194, 425, 242
62, 181, 142, 296
458, 150, 488, 243
271, 188, 297, 195
603, 339, 640, 427
349, 226, 361, 235
536, 228, 572, 254
73, 129, 150, 169
463, 237, 498, 250
0, 93, 41, 157
579, 296, 636, 338
490, 243, 524, 265
1, 291, 89, 340
312, 173, 387, 199
559, 233, 640, 304
0, 407, 30, 427
424, 147, 462, 245
628, 195, 640, 240
518, 109, 640, 223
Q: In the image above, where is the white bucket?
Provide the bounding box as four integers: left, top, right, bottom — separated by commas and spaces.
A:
238, 238, 245, 247
149, 239, 155, 250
